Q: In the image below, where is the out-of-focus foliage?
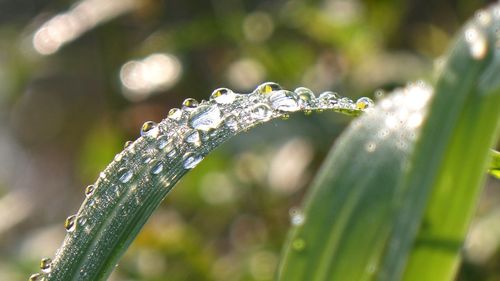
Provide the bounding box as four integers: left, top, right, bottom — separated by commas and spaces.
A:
0, 0, 497, 280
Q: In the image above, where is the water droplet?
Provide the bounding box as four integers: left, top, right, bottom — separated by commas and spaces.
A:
256, 82, 282, 94
168, 108, 183, 121
289, 207, 305, 226
114, 153, 123, 162
338, 97, 355, 109
292, 238, 306, 251
183, 152, 204, 169
151, 161, 164, 175
356, 97, 374, 110
118, 168, 133, 183
85, 185, 95, 197
78, 216, 87, 226
184, 129, 201, 147
143, 156, 152, 164
210, 88, 236, 104
250, 103, 272, 120
224, 114, 239, 131
124, 141, 133, 149
188, 105, 223, 131
157, 135, 170, 149
318, 91, 340, 108
40, 257, 52, 273
29, 273, 45, 281
182, 98, 199, 110
64, 215, 77, 232
465, 27, 487, 59
164, 142, 177, 157
269, 90, 300, 112
295, 87, 316, 108
140, 121, 158, 137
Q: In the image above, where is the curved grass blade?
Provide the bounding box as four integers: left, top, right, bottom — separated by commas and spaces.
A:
278, 3, 500, 281
31, 84, 373, 281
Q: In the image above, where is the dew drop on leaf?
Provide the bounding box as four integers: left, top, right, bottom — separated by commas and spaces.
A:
150, 161, 164, 175
256, 82, 282, 94
118, 168, 133, 183
64, 215, 77, 232
85, 185, 95, 197
210, 88, 236, 104
29, 273, 45, 281
123, 141, 133, 149
183, 152, 204, 169
182, 98, 199, 110
188, 105, 223, 131
269, 90, 300, 112
140, 121, 157, 137
356, 97, 374, 110
184, 129, 201, 147
250, 103, 272, 120
40, 257, 52, 273
168, 108, 183, 121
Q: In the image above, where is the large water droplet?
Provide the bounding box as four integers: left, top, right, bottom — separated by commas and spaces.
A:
182, 98, 199, 110
318, 91, 340, 108
118, 168, 133, 183
355, 97, 374, 110
250, 103, 272, 120
295, 87, 316, 108
64, 215, 77, 232
269, 90, 299, 112
224, 114, 239, 131
183, 152, 204, 169
188, 105, 223, 131
85, 185, 95, 197
210, 88, 236, 104
465, 27, 487, 59
168, 108, 183, 121
124, 141, 133, 149
164, 141, 177, 157
184, 129, 201, 147
256, 82, 282, 94
151, 161, 164, 175
157, 135, 170, 149
40, 257, 52, 273
140, 121, 158, 137
29, 273, 45, 281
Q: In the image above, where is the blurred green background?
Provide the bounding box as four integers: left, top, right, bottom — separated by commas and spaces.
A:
0, 0, 498, 280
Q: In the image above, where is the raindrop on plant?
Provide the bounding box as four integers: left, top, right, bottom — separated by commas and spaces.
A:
64, 215, 77, 232
256, 82, 282, 94
210, 88, 236, 104
318, 91, 340, 108
224, 114, 239, 131
183, 152, 204, 169
188, 105, 223, 131
85, 185, 95, 197
40, 257, 52, 273
140, 121, 157, 137
124, 141, 133, 149
29, 273, 45, 281
118, 168, 133, 183
356, 97, 374, 110
250, 103, 272, 120
295, 87, 316, 108
269, 90, 300, 112
185, 129, 201, 147
465, 27, 487, 59
157, 135, 169, 149
182, 98, 199, 110
151, 161, 164, 175
168, 108, 183, 121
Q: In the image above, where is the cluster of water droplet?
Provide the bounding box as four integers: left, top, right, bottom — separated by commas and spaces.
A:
31, 82, 373, 280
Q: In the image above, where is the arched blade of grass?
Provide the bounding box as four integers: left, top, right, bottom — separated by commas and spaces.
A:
32, 84, 373, 281
278, 3, 500, 281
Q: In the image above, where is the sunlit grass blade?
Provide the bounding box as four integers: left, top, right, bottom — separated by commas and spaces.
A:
34, 84, 372, 281
278, 3, 500, 281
